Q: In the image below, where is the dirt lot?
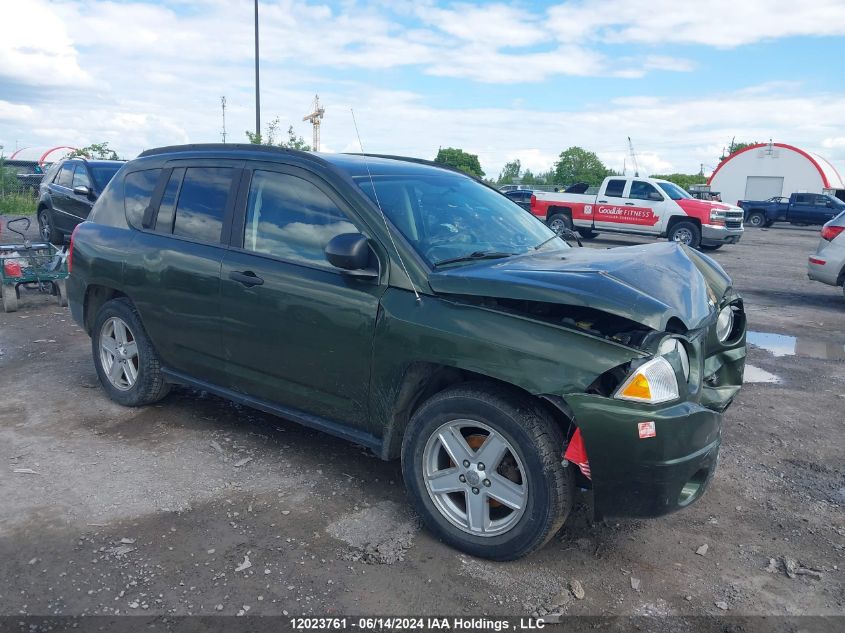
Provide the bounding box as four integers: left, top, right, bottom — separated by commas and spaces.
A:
1, 222, 843, 626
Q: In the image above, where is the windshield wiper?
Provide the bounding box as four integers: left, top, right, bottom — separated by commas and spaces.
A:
433, 251, 516, 267
534, 228, 581, 249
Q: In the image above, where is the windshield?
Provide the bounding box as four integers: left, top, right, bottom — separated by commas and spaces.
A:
89, 164, 123, 189
355, 173, 568, 266
656, 181, 692, 200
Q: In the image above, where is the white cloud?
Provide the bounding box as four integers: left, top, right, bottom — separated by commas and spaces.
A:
546, 0, 845, 48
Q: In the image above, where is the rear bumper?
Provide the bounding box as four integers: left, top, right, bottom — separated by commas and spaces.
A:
565, 394, 724, 518
807, 252, 843, 287
701, 223, 743, 246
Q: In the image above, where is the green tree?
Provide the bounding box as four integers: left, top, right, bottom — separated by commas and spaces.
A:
521, 169, 537, 185
246, 118, 311, 150
553, 147, 610, 186
497, 159, 521, 184
67, 142, 120, 160
434, 147, 485, 179
651, 173, 708, 190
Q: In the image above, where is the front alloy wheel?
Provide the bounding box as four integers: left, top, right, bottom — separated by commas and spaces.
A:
423, 420, 528, 536
402, 383, 574, 560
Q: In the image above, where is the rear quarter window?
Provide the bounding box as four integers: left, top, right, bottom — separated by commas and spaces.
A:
124, 169, 163, 229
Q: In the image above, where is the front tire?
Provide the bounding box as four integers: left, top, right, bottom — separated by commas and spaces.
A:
38, 208, 63, 245
401, 383, 574, 560
746, 211, 766, 228
700, 244, 723, 251
92, 298, 170, 406
668, 221, 701, 248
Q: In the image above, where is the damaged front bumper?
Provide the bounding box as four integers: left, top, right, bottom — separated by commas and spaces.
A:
565, 394, 723, 518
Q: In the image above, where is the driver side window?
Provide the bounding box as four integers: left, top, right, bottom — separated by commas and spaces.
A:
243, 170, 357, 268
628, 181, 659, 201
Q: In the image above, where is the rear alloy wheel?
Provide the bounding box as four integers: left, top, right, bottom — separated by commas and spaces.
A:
746, 211, 766, 227
402, 383, 574, 560
37, 208, 63, 245
92, 298, 170, 406
547, 213, 572, 235
668, 221, 701, 249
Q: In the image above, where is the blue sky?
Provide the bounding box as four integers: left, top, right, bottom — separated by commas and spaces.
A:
2, 0, 845, 178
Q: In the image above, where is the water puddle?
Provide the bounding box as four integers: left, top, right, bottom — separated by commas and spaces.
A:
747, 331, 845, 361
744, 364, 782, 384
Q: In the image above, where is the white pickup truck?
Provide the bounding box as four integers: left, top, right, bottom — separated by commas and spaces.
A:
529, 176, 744, 250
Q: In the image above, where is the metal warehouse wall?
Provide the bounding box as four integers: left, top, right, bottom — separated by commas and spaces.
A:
709, 144, 837, 205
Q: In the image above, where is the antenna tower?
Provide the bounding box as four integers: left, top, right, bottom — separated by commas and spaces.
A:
220, 96, 227, 143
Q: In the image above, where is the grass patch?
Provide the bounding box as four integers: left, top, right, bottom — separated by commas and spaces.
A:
0, 194, 37, 217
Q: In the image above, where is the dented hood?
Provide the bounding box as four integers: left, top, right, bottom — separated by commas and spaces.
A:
428, 242, 731, 331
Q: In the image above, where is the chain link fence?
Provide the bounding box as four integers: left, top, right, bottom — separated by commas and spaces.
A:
1, 163, 41, 219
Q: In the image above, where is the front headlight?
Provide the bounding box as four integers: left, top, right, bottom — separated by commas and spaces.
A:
709, 208, 726, 224
716, 305, 734, 342
658, 336, 690, 381
614, 357, 679, 404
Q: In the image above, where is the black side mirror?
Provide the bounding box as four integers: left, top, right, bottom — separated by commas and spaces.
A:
73, 185, 90, 196
325, 233, 377, 278
648, 191, 664, 201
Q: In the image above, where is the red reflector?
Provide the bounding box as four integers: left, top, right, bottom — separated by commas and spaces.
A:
563, 428, 591, 480
3, 261, 22, 278
809, 257, 826, 265
68, 225, 80, 273
821, 225, 844, 241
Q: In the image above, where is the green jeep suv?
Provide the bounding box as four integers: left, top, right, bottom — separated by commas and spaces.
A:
67, 144, 746, 560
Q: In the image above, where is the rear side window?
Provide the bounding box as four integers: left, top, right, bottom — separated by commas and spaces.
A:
154, 168, 185, 234
242, 170, 356, 267
172, 167, 233, 243
794, 194, 810, 204
124, 169, 162, 229
57, 163, 75, 187
604, 179, 626, 197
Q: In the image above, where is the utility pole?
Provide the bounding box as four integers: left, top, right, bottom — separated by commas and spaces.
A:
254, 0, 261, 140
220, 96, 227, 143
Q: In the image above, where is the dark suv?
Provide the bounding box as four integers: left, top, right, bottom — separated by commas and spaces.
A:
37, 158, 124, 244
67, 144, 746, 560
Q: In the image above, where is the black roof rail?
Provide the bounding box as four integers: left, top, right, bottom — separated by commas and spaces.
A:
138, 143, 313, 159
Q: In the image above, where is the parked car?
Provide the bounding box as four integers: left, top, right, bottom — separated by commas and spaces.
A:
37, 158, 124, 244
503, 188, 533, 211
807, 210, 845, 297
531, 176, 744, 250
738, 193, 845, 228
68, 144, 746, 560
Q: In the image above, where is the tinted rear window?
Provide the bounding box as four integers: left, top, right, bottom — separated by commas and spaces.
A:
90, 164, 122, 189
124, 169, 162, 229
172, 167, 233, 243
605, 179, 626, 197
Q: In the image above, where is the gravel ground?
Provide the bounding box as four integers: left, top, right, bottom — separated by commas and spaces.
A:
0, 223, 843, 626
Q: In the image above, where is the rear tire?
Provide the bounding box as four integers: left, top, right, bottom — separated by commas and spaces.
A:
401, 383, 574, 560
54, 279, 68, 307
577, 229, 599, 240
547, 213, 573, 235
668, 221, 701, 248
38, 208, 63, 245
92, 297, 171, 406
746, 211, 766, 228
2, 283, 18, 313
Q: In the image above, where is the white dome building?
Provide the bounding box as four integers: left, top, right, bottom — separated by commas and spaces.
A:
708, 142, 845, 205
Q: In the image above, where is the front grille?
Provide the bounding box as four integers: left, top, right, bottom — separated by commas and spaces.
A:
726, 221, 742, 229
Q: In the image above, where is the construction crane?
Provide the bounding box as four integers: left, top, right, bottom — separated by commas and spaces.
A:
627, 136, 639, 177
302, 94, 325, 151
